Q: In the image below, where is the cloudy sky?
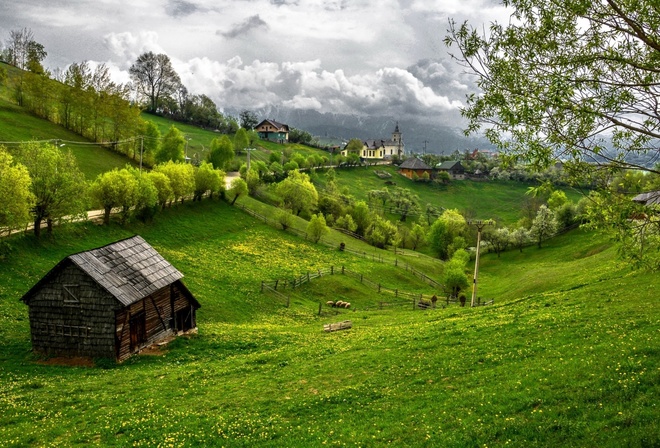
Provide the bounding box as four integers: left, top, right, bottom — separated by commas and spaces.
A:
0, 0, 510, 125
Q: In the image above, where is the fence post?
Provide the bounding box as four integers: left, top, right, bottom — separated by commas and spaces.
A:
395, 289, 398, 298
261, 281, 264, 292
395, 259, 398, 267
380, 301, 383, 310
378, 284, 381, 293
275, 279, 279, 290
360, 274, 363, 283
293, 278, 296, 289
331, 266, 334, 275
307, 272, 310, 282
287, 296, 290, 308
342, 266, 345, 275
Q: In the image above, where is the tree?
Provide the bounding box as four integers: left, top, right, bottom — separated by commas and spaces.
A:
228, 177, 248, 205
153, 161, 195, 204
530, 205, 558, 248
147, 171, 173, 208
89, 168, 138, 225
129, 52, 181, 113
289, 128, 313, 144
446, 0, 660, 265
193, 162, 223, 201
443, 250, 470, 298
156, 125, 185, 163
234, 128, 250, 154
141, 120, 161, 167
427, 209, 467, 259
5, 28, 46, 71
410, 223, 427, 250
349, 200, 372, 236
366, 215, 398, 249
0, 148, 34, 232
276, 171, 318, 216
483, 227, 511, 258
13, 142, 87, 237
547, 190, 568, 210
510, 227, 530, 253
239, 110, 259, 130
207, 135, 234, 170
276, 209, 294, 230
307, 213, 329, 243
390, 187, 420, 222
127, 167, 159, 222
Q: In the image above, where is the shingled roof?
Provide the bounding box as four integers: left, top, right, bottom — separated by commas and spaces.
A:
399, 157, 432, 170
22, 235, 186, 307
257, 119, 289, 131
632, 190, 660, 206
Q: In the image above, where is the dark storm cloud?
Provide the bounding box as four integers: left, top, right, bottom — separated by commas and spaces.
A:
218, 15, 269, 39
166, 0, 200, 17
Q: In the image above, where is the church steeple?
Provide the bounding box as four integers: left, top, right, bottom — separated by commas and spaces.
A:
392, 122, 403, 155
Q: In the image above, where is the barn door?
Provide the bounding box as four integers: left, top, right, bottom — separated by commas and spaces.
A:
129, 312, 146, 350
175, 307, 193, 332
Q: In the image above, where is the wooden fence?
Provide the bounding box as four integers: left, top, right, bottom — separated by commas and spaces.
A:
260, 265, 462, 313
234, 201, 442, 290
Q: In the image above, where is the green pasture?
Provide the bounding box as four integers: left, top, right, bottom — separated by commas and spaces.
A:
317, 165, 584, 226
142, 113, 330, 167
0, 199, 657, 447
0, 98, 135, 179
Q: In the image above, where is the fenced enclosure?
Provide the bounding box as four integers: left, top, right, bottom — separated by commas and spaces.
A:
259, 265, 493, 316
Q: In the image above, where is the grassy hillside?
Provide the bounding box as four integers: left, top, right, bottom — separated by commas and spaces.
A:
0, 97, 136, 179
0, 200, 657, 446
316, 165, 584, 226
143, 113, 330, 166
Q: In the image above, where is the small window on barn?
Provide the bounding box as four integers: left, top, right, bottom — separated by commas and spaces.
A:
63, 284, 80, 306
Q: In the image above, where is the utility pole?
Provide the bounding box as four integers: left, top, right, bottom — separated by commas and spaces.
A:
139, 136, 144, 175
246, 147, 255, 171
468, 220, 493, 307
423, 140, 429, 155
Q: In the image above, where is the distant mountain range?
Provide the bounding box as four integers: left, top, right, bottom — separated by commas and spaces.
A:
227, 107, 494, 155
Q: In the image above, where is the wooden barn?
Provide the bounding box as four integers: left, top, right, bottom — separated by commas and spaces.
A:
399, 157, 433, 180
21, 235, 200, 362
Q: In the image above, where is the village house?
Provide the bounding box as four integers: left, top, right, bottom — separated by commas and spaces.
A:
341, 123, 405, 161
436, 160, 466, 180
399, 157, 433, 180
21, 235, 200, 362
255, 119, 290, 143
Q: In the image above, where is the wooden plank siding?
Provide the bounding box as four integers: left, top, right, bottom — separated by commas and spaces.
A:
27, 263, 120, 359
115, 282, 195, 362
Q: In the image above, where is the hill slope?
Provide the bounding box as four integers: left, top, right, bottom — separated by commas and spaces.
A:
0, 200, 657, 446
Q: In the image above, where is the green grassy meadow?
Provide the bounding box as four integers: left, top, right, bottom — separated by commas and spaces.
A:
0, 199, 657, 447
318, 165, 584, 226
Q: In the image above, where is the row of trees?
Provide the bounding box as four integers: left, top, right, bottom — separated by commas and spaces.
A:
0, 142, 230, 238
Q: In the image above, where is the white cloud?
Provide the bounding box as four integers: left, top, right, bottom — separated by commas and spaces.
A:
0, 0, 498, 123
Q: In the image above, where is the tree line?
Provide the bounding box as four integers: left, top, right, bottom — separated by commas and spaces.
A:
0, 142, 227, 239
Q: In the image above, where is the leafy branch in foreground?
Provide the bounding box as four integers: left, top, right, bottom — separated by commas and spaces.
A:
445, 0, 660, 267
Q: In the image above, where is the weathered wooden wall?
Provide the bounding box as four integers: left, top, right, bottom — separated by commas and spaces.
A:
114, 281, 197, 362
27, 262, 120, 359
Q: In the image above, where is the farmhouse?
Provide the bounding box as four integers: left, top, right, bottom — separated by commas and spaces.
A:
399, 157, 433, 180
436, 160, 466, 180
256, 119, 290, 143
21, 235, 200, 362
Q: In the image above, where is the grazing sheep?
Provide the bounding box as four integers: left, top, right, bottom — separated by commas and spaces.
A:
335, 301, 344, 308
326, 301, 335, 306
344, 302, 351, 309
